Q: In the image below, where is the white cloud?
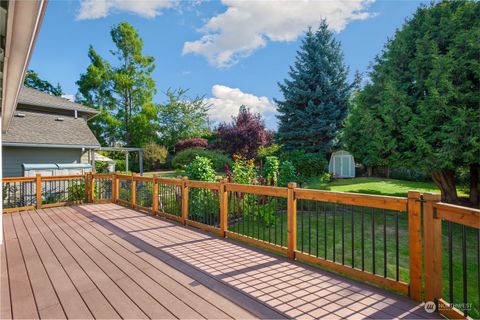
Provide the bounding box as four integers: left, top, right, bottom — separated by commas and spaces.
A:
77, 0, 176, 20
183, 0, 374, 68
206, 85, 276, 124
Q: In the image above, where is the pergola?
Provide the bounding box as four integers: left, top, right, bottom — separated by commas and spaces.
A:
93, 146, 144, 175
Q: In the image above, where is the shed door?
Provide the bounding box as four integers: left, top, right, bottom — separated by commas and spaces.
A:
342, 156, 351, 177
334, 156, 342, 176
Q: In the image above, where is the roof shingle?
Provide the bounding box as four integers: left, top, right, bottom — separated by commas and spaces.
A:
19, 87, 98, 116
2, 110, 100, 147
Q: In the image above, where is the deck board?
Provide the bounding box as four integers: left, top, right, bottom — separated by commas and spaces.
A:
1, 204, 441, 319
52, 206, 237, 320
10, 212, 65, 319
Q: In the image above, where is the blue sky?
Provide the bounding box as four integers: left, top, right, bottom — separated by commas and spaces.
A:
29, 0, 427, 129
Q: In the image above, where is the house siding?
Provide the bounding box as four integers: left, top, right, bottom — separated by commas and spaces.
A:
2, 146, 83, 177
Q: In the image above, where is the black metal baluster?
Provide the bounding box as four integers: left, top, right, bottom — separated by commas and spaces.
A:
324, 202, 327, 259
316, 201, 319, 257
395, 211, 399, 281
372, 208, 376, 275
342, 205, 345, 265
383, 209, 387, 278
257, 195, 260, 239
309, 201, 312, 255
280, 198, 283, 247
361, 207, 365, 271
448, 221, 453, 304
351, 205, 355, 268
274, 197, 277, 245
333, 203, 336, 262
301, 200, 304, 252
462, 225, 468, 317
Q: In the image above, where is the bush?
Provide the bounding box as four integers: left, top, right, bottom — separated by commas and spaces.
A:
281, 151, 328, 180
172, 148, 231, 171
95, 161, 109, 173
264, 156, 279, 185
278, 161, 297, 187
185, 156, 216, 182
175, 138, 208, 152
231, 154, 257, 184
143, 142, 168, 171
389, 167, 431, 182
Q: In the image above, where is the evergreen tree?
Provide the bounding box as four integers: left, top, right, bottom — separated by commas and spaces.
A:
343, 1, 480, 204
275, 21, 352, 153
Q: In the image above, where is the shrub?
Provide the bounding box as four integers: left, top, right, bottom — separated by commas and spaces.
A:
231, 154, 257, 184
172, 148, 231, 171
185, 156, 216, 182
142, 142, 168, 171
95, 161, 109, 173
281, 151, 328, 180
278, 161, 297, 187
264, 156, 279, 185
215, 106, 268, 159
257, 143, 281, 165
175, 138, 208, 152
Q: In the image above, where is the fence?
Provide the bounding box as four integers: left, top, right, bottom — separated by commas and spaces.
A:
2, 173, 479, 318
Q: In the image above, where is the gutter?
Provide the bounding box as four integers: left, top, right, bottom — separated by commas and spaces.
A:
2, 142, 100, 149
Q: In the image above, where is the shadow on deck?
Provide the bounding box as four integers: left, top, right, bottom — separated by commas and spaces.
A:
1, 203, 440, 319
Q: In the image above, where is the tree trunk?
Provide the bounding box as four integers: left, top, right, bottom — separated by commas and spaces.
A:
469, 163, 479, 207
386, 166, 390, 179
367, 166, 372, 177
431, 170, 458, 203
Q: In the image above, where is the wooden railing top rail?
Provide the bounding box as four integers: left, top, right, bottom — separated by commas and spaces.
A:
93, 173, 114, 178
226, 183, 288, 197
295, 188, 408, 212
2, 176, 35, 182
433, 202, 480, 229
133, 175, 154, 182
186, 180, 220, 190
155, 177, 182, 185
41, 175, 86, 181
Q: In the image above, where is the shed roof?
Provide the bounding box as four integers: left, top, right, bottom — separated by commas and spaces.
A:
2, 109, 100, 148
18, 87, 98, 117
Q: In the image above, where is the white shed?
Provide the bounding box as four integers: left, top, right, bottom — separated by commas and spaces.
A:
328, 150, 355, 178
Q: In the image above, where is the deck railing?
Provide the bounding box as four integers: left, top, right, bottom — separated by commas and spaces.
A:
2, 173, 479, 318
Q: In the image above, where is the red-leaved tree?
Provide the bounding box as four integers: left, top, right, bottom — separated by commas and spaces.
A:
174, 137, 208, 152
215, 106, 268, 159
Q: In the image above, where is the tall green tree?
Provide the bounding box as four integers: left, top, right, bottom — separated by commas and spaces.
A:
76, 22, 157, 147
344, 1, 480, 204
275, 21, 352, 153
24, 70, 63, 96
157, 89, 210, 151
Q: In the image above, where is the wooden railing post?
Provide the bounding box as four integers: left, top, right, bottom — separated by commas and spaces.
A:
36, 173, 42, 209
111, 173, 117, 203
181, 176, 189, 225
407, 191, 423, 301
131, 174, 136, 208
84, 173, 89, 203
152, 175, 158, 215
423, 192, 442, 303
287, 182, 297, 259
219, 179, 228, 237
89, 172, 95, 202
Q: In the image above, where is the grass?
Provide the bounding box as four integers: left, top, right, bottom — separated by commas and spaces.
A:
304, 177, 469, 197
143, 170, 185, 178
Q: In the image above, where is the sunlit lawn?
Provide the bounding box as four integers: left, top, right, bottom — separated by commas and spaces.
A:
304, 177, 468, 197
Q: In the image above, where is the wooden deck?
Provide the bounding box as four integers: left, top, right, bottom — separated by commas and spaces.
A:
1, 204, 440, 319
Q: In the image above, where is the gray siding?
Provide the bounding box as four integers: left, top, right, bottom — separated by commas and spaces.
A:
3, 146, 83, 177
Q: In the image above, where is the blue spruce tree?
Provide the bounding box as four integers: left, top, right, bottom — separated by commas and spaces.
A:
275, 21, 352, 153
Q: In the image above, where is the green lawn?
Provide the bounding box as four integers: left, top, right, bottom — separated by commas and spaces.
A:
304, 177, 468, 197
143, 170, 185, 178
